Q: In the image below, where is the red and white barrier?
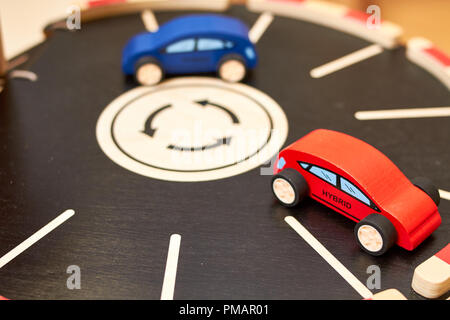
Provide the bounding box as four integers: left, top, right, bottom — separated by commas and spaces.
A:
365, 289, 407, 300
247, 0, 402, 49
0, 296, 8, 300
77, 0, 230, 22
407, 38, 450, 91
412, 243, 450, 299
81, 0, 230, 12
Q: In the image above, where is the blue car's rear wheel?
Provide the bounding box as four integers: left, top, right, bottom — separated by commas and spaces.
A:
135, 57, 164, 86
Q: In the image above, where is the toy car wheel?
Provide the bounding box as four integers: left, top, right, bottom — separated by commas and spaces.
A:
355, 214, 396, 256
135, 58, 163, 86
411, 177, 440, 206
271, 168, 308, 207
218, 57, 246, 83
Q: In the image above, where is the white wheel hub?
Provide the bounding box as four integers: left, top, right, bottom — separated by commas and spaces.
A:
219, 59, 246, 83
357, 225, 383, 253
273, 178, 296, 205
136, 63, 162, 86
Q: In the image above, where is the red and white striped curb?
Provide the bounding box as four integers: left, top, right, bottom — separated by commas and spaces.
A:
0, 296, 8, 300
407, 38, 450, 91
365, 289, 407, 300
247, 0, 402, 49
80, 0, 230, 12
412, 243, 450, 299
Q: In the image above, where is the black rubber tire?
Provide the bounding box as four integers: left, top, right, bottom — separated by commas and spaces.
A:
217, 54, 247, 83
271, 168, 308, 207
355, 214, 397, 256
134, 56, 164, 85
411, 177, 440, 206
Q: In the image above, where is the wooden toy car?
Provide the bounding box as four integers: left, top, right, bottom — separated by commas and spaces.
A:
122, 14, 258, 85
272, 129, 441, 256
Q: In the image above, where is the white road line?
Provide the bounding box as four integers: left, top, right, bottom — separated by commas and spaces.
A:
310, 44, 383, 78
439, 189, 450, 201
160, 234, 181, 300
9, 70, 38, 82
141, 10, 159, 32
0, 209, 75, 269
355, 106, 450, 120
248, 12, 274, 44
284, 216, 373, 299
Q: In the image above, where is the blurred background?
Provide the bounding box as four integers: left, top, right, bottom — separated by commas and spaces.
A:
0, 0, 449, 61
325, 0, 450, 52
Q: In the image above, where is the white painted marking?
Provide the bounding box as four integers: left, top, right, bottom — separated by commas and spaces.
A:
439, 189, 450, 201
0, 209, 75, 269
9, 70, 38, 82
355, 106, 450, 120
310, 44, 383, 78
284, 216, 373, 299
141, 10, 159, 32
248, 12, 274, 44
161, 234, 181, 300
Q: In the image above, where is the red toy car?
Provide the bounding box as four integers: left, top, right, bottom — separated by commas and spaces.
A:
272, 129, 441, 255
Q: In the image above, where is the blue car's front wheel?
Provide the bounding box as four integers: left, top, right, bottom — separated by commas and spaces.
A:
218, 55, 247, 83
135, 57, 164, 86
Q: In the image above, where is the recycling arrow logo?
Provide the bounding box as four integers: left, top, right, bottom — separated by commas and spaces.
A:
96, 77, 288, 182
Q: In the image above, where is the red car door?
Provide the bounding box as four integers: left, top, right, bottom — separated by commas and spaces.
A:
299, 163, 377, 222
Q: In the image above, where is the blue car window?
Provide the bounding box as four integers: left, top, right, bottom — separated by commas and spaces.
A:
197, 38, 224, 51
166, 38, 196, 53
340, 177, 371, 206
310, 166, 337, 186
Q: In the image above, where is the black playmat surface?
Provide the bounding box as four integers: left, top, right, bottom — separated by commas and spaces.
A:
0, 5, 449, 299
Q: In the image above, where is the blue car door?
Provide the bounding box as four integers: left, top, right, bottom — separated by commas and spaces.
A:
195, 38, 230, 72
160, 38, 205, 74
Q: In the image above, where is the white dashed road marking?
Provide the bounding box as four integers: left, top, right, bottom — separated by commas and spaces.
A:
310, 44, 383, 78
249, 12, 274, 44
161, 234, 181, 300
141, 10, 159, 32
284, 216, 373, 299
355, 106, 450, 120
0, 209, 75, 269
439, 189, 450, 201
9, 70, 38, 82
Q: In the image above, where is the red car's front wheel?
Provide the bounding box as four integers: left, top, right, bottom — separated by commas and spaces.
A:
272, 168, 308, 207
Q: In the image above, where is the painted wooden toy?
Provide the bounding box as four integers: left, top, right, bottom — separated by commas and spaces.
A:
272, 129, 441, 256
122, 14, 258, 85
412, 244, 450, 299
367, 289, 407, 300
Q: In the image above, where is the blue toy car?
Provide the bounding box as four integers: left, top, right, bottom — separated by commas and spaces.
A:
122, 14, 258, 85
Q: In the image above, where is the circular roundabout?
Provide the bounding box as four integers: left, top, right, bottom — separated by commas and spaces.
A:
0, 1, 448, 300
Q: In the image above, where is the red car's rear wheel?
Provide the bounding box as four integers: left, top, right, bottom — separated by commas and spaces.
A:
411, 177, 440, 206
